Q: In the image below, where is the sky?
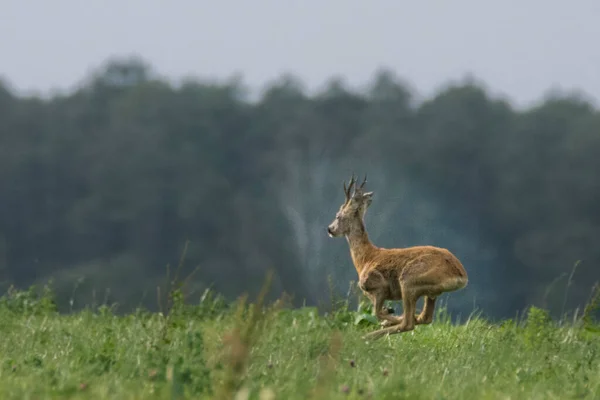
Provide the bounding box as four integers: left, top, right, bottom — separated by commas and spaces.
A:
1, 0, 599, 108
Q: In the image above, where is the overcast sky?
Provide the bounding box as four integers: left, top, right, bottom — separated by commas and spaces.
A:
1, 0, 598, 107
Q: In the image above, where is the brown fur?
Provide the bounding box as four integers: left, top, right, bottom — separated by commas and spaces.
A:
327, 175, 468, 340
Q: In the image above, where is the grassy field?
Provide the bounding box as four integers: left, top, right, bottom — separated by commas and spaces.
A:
0, 281, 598, 400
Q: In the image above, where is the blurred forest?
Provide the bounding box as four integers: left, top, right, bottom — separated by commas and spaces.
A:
0, 57, 598, 319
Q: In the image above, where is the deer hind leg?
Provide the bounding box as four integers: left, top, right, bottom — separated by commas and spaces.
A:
396, 284, 417, 332
416, 296, 436, 325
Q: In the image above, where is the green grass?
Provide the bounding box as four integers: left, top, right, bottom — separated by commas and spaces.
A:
0, 283, 598, 400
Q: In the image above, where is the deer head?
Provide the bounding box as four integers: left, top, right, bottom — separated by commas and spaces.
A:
327, 174, 373, 237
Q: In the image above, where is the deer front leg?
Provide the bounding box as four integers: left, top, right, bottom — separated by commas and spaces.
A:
363, 287, 417, 340
371, 290, 403, 327
363, 292, 390, 318
360, 271, 402, 327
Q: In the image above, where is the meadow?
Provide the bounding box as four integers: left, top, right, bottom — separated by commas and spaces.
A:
0, 278, 598, 400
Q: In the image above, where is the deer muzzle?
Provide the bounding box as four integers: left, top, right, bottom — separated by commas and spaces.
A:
327, 226, 334, 237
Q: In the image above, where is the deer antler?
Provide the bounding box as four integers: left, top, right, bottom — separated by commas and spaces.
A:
343, 173, 357, 202
355, 174, 367, 195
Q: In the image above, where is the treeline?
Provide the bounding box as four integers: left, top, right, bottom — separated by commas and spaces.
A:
0, 57, 598, 318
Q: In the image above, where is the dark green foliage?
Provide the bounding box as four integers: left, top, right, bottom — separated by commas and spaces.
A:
583, 285, 600, 335
0, 282, 58, 316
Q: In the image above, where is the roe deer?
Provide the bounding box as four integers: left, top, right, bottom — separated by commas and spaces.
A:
327, 174, 468, 340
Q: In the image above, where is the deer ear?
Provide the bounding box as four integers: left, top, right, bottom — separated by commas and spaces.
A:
362, 191, 373, 207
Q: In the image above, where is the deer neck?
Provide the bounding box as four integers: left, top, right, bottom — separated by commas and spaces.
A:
345, 218, 375, 274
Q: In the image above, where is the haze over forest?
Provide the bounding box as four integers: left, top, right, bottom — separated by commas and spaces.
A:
0, 56, 598, 319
